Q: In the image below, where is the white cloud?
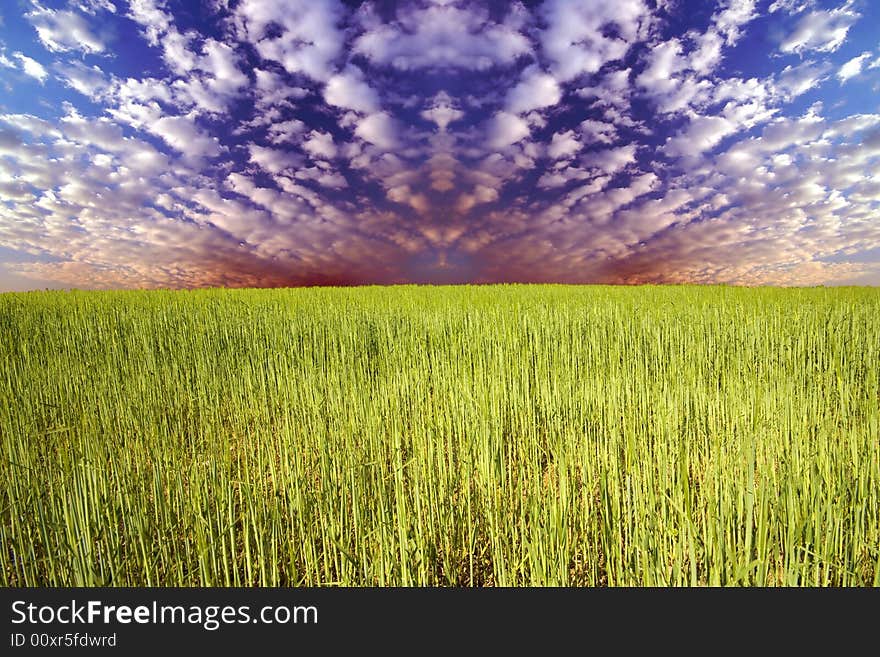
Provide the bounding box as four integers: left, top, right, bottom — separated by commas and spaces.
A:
112, 77, 174, 113
169, 39, 249, 115
580, 119, 618, 145
714, 0, 758, 45
127, 0, 171, 45
581, 144, 638, 176
0, 49, 15, 69
302, 131, 337, 159
421, 92, 464, 132
248, 144, 301, 175
0, 99, 392, 291
293, 167, 348, 189
775, 60, 832, 98
26, 4, 106, 54
126, 2, 249, 117
54, 61, 112, 99
779, 3, 860, 54
354, 112, 398, 150
235, 0, 345, 82
769, 0, 811, 13
506, 67, 562, 114
547, 131, 582, 160
353, 3, 531, 71
4, 0, 880, 290
575, 171, 658, 223
74, 0, 118, 15
158, 30, 198, 74
387, 185, 429, 214
200, 40, 248, 95
324, 67, 380, 113
837, 51, 872, 83
576, 68, 633, 114
149, 115, 223, 160
541, 0, 649, 82
689, 31, 724, 76
486, 112, 530, 150
13, 53, 48, 84
253, 69, 309, 112
456, 185, 499, 214
536, 166, 592, 189
663, 115, 736, 158
636, 39, 684, 96
267, 119, 306, 145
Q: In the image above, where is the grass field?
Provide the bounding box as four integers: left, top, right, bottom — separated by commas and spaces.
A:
1, 285, 878, 586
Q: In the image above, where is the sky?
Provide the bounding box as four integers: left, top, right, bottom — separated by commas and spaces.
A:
0, 0, 879, 291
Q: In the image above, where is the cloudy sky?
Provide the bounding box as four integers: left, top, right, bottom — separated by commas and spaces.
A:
0, 0, 878, 290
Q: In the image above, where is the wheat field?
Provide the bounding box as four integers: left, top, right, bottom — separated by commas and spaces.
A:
1, 285, 878, 586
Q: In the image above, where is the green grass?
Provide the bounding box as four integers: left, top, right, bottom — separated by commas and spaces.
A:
1, 284, 878, 586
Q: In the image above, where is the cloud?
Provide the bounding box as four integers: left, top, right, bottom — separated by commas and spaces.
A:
253, 68, 309, 112
581, 144, 638, 176
2, 0, 880, 290
266, 119, 306, 145
353, 2, 531, 71
169, 39, 249, 115
536, 166, 592, 189
579, 120, 618, 145
294, 166, 348, 189
636, 5, 761, 116
248, 144, 301, 175
779, 3, 860, 54
0, 126, 27, 157
54, 61, 112, 99
302, 131, 337, 159
354, 112, 399, 149
126, 0, 171, 45
421, 92, 464, 132
12, 53, 48, 83
576, 68, 633, 115
775, 60, 832, 98
0, 103, 393, 291
547, 131, 583, 159
126, 3, 251, 119
837, 51, 872, 83
324, 67, 380, 113
663, 115, 736, 159
152, 116, 224, 159
387, 185, 429, 213
769, 0, 810, 13
540, 0, 649, 82
456, 185, 498, 214
199, 40, 248, 94
684, 0, 758, 76
487, 112, 530, 149
234, 0, 345, 82
714, 0, 758, 45
0, 50, 15, 69
74, 0, 118, 15
636, 39, 684, 97
506, 67, 562, 114
688, 31, 724, 76
26, 4, 106, 54
107, 93, 223, 162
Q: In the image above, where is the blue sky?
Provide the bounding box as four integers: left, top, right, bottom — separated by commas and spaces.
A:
0, 0, 878, 290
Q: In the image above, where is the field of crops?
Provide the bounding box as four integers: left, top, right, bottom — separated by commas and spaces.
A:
1, 285, 878, 586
